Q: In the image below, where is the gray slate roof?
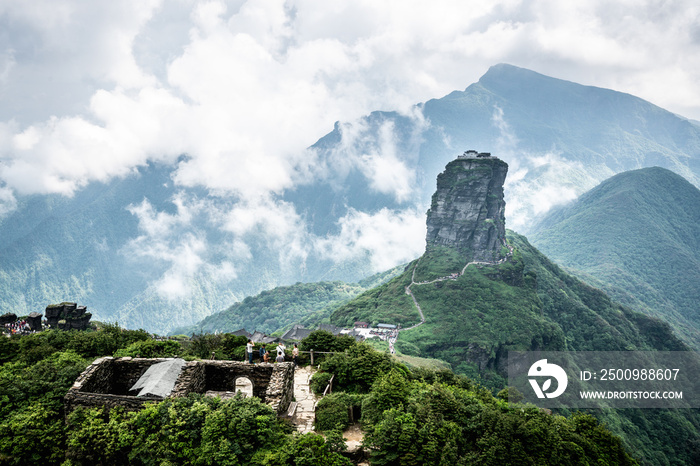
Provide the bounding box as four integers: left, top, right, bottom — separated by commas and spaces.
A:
130, 358, 186, 398
281, 325, 313, 341
345, 329, 366, 341
250, 331, 279, 344
231, 328, 252, 338
317, 323, 342, 335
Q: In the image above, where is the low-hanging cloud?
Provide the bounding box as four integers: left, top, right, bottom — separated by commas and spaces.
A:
314, 207, 426, 272
125, 193, 241, 299
124, 191, 426, 299
314, 113, 425, 204
491, 105, 598, 232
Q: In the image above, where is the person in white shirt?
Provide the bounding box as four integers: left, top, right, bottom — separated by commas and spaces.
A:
246, 340, 255, 364
276, 342, 286, 362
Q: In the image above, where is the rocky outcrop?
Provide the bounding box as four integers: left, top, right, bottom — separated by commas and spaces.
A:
425, 155, 508, 261
27, 312, 42, 331
0, 313, 17, 325
45, 302, 92, 330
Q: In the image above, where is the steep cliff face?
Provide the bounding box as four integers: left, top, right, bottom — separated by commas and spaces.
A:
425, 156, 508, 261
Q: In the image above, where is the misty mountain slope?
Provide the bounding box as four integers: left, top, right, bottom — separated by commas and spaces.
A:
422, 64, 700, 185
529, 167, 700, 348
0, 164, 278, 331
3, 64, 700, 334
171, 263, 406, 336
299, 64, 700, 235
0, 164, 173, 317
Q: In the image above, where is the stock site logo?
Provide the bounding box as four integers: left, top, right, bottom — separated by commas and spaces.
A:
528, 359, 568, 399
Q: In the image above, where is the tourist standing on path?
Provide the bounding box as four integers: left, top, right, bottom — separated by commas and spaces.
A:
260, 344, 268, 363
292, 343, 299, 366
246, 340, 255, 364
276, 342, 286, 362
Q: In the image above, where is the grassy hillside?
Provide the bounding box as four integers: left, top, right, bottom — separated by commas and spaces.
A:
530, 167, 700, 348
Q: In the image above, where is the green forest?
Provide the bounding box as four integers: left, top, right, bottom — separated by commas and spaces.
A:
0, 326, 659, 465
530, 167, 700, 349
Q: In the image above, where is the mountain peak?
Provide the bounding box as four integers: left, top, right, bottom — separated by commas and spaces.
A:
425, 152, 508, 261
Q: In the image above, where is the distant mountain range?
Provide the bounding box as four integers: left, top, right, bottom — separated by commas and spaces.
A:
299, 63, 700, 235
2, 64, 700, 333
530, 166, 700, 349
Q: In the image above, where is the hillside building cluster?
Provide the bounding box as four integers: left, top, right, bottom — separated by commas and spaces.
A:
228, 321, 399, 347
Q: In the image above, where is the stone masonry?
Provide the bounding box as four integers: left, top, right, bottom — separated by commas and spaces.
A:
65, 357, 294, 415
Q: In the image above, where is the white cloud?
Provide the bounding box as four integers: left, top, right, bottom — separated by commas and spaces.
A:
2, 0, 700, 202
315, 207, 426, 272
219, 195, 311, 269
0, 184, 16, 217
125, 190, 426, 298
125, 194, 240, 299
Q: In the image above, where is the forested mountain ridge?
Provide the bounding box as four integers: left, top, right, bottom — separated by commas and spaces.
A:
530, 166, 700, 349
172, 264, 406, 336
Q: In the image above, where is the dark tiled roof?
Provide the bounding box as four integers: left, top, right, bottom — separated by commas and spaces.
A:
281, 325, 313, 341
317, 323, 342, 335
231, 328, 252, 338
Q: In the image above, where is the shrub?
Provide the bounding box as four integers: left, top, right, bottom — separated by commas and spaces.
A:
300, 330, 356, 365
315, 392, 365, 432
113, 339, 182, 358
320, 342, 399, 393
0, 402, 65, 465
360, 368, 410, 426
184, 333, 247, 360
251, 432, 352, 466
66, 394, 290, 465
310, 371, 333, 396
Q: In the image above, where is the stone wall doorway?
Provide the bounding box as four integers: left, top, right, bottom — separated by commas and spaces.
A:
235, 377, 254, 397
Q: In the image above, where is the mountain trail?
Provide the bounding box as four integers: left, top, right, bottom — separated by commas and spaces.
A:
401, 241, 514, 337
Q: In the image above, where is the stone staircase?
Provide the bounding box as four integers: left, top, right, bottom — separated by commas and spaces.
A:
291, 366, 317, 433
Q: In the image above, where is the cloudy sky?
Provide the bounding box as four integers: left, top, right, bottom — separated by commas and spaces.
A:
1, 0, 699, 294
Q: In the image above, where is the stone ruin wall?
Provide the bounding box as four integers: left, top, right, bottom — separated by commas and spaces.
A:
267, 361, 295, 413
170, 361, 207, 397
65, 357, 295, 415
65, 357, 170, 413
